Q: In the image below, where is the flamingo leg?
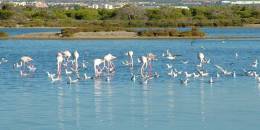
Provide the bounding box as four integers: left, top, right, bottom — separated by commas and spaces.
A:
148, 61, 152, 77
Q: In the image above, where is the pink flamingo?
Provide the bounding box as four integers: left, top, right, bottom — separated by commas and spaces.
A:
56, 52, 63, 79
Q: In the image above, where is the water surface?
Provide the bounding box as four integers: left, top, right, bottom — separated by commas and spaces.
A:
0, 28, 260, 130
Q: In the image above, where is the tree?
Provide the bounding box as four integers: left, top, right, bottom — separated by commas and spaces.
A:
115, 4, 147, 20
98, 9, 116, 20
0, 10, 13, 20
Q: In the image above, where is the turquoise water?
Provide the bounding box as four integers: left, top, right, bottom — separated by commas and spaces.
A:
0, 29, 260, 130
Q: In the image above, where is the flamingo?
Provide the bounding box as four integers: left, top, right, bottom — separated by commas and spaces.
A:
19, 56, 33, 75
63, 50, 71, 62
147, 53, 156, 76
139, 56, 148, 78
125, 51, 134, 67
73, 50, 79, 71
94, 58, 104, 77
20, 56, 33, 69
104, 53, 116, 73
56, 52, 63, 79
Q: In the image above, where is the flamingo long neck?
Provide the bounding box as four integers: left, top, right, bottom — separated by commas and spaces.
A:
129, 56, 133, 67
107, 61, 112, 73
57, 62, 62, 78
94, 65, 102, 77
72, 57, 78, 71
22, 62, 26, 71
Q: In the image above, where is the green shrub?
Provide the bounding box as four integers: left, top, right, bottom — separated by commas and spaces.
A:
0, 32, 8, 38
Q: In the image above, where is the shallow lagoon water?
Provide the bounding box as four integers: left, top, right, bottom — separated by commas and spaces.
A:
0, 29, 260, 130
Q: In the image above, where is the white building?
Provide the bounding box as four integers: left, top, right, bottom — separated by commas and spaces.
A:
92, 4, 99, 9
35, 1, 48, 8
104, 4, 113, 9
9, 2, 27, 6
221, 1, 260, 5
174, 6, 189, 10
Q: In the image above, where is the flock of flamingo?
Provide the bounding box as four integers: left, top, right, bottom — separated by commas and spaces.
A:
2, 49, 260, 85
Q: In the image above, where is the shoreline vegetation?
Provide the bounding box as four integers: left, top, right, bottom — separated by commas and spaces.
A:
0, 4, 260, 39
9, 27, 205, 39
0, 4, 259, 28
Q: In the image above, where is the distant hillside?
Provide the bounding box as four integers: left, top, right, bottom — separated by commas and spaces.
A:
5, 0, 210, 3
5, 0, 260, 4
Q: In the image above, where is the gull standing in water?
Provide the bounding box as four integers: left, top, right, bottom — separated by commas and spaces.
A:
197, 52, 205, 67
235, 52, 239, 59
163, 49, 176, 60
256, 76, 260, 83
131, 73, 137, 82
184, 71, 193, 78
46, 71, 56, 79
0, 57, 8, 64
180, 78, 189, 85
67, 76, 79, 84
209, 77, 214, 84
233, 71, 236, 78
166, 64, 173, 69
197, 52, 210, 67
83, 73, 92, 80
251, 59, 258, 68
215, 65, 232, 76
